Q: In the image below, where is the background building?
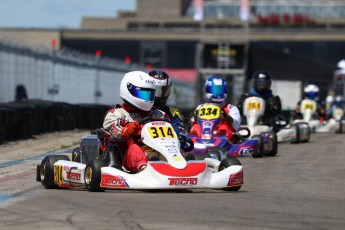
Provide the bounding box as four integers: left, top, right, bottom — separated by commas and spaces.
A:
1, 0, 345, 108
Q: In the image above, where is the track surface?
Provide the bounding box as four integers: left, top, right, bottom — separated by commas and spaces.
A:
0, 132, 345, 230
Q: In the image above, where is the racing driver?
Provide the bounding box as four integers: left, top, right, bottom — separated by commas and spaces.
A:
103, 71, 168, 173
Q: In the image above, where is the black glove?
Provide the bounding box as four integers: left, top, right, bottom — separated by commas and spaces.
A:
223, 113, 233, 124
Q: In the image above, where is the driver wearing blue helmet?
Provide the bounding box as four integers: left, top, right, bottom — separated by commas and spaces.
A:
189, 75, 241, 143
295, 84, 325, 121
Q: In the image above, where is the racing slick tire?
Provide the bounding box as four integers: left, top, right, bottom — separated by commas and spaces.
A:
38, 155, 70, 189
251, 135, 264, 158
301, 124, 311, 143
85, 159, 106, 192
266, 132, 278, 156
219, 157, 242, 191
71, 147, 81, 162
290, 124, 300, 144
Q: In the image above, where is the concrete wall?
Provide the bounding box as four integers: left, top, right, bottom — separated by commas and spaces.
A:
137, 0, 180, 18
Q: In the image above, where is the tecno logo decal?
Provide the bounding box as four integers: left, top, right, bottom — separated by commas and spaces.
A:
101, 174, 128, 188
168, 178, 198, 186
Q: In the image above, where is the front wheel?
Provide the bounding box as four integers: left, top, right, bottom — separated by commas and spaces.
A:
39, 155, 70, 189
85, 159, 106, 192
219, 157, 242, 191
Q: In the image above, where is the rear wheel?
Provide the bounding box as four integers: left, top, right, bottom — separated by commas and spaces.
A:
39, 155, 70, 189
290, 124, 300, 144
219, 157, 242, 191
266, 132, 278, 156
251, 135, 264, 158
85, 159, 106, 192
303, 124, 311, 142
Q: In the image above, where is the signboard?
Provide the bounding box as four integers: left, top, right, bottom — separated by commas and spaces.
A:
202, 44, 245, 69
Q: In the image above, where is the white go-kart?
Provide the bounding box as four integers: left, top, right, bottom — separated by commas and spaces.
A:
36, 117, 243, 192
294, 99, 345, 133
241, 97, 310, 157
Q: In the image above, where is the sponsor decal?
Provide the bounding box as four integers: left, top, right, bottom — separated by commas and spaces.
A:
151, 122, 166, 126
63, 166, 71, 170
54, 164, 64, 185
167, 148, 178, 153
240, 148, 253, 156
227, 172, 243, 187
173, 155, 182, 161
168, 178, 198, 186
101, 174, 128, 188
66, 171, 81, 181
145, 79, 155, 84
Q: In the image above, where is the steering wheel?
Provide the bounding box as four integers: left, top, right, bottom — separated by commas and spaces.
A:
178, 134, 194, 152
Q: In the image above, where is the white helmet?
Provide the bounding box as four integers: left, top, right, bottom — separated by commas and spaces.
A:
120, 71, 155, 111
325, 95, 334, 104
304, 84, 319, 100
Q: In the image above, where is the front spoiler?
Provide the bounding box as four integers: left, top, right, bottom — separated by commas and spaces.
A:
49, 160, 243, 190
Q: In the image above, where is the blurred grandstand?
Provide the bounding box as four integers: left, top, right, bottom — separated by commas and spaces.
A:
198, 0, 345, 19
1, 0, 345, 105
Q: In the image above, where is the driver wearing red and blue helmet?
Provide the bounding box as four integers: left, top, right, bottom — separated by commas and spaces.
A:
189, 75, 241, 143
148, 70, 186, 136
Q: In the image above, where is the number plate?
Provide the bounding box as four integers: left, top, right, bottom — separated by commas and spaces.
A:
198, 104, 221, 119
302, 103, 315, 110
246, 102, 261, 110
148, 126, 176, 139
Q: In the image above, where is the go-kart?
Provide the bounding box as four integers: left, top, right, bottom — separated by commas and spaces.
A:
241, 97, 310, 157
36, 117, 243, 192
294, 98, 345, 133
187, 103, 259, 159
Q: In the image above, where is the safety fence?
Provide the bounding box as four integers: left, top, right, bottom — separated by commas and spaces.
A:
0, 37, 195, 107
0, 37, 195, 144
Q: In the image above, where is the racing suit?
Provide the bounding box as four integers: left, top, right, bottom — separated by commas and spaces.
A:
237, 88, 282, 132
189, 102, 241, 143
103, 103, 167, 173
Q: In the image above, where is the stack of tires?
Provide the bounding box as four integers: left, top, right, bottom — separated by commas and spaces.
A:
0, 100, 112, 145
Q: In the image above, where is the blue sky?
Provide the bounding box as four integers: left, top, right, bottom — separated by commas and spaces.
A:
0, 0, 136, 29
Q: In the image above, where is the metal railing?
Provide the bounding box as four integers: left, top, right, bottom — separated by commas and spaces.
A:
0, 36, 195, 108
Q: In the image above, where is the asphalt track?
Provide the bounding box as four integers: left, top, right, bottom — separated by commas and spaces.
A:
0, 133, 345, 230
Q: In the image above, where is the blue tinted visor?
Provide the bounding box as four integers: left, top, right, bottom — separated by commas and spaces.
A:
206, 84, 226, 95
128, 84, 155, 101
305, 92, 318, 99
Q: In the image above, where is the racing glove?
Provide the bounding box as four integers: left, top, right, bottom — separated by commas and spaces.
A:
121, 121, 140, 139
223, 113, 233, 125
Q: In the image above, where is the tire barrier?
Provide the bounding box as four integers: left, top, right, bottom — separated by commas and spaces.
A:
0, 100, 112, 145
